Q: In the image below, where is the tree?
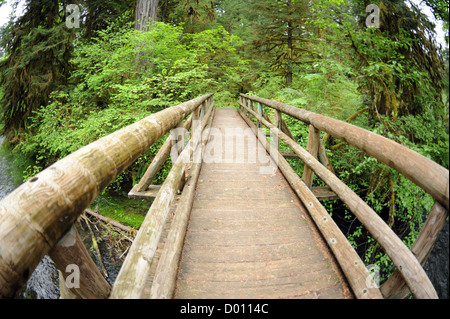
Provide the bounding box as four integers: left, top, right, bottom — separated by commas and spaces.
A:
424, 0, 449, 42
348, 0, 446, 120
135, 0, 159, 31
0, 0, 75, 141
82, 0, 135, 38
159, 0, 216, 32
251, 0, 311, 87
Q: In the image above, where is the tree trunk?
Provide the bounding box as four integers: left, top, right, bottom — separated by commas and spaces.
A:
286, 0, 293, 87
135, 0, 159, 31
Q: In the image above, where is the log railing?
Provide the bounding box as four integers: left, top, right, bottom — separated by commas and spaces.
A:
0, 93, 213, 298
238, 93, 449, 299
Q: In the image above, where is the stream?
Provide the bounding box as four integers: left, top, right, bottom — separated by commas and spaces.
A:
0, 136, 448, 298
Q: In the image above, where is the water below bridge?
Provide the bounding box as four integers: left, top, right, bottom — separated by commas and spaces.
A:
0, 136, 448, 298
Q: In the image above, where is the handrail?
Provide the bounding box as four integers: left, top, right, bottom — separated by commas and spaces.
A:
0, 93, 213, 298
239, 94, 446, 299
240, 94, 449, 211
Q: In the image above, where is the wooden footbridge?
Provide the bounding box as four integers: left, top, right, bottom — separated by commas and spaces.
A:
0, 94, 448, 299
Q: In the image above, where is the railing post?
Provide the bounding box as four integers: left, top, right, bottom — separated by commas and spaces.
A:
274, 109, 282, 150
318, 140, 335, 174
302, 124, 320, 188
257, 102, 263, 129
200, 101, 205, 118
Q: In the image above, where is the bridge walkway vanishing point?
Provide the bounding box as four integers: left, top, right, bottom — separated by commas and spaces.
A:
172, 108, 352, 299
1, 93, 447, 299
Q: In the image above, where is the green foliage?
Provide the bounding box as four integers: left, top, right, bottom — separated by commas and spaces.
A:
0, 0, 75, 138
160, 0, 216, 32
186, 25, 249, 98
90, 194, 148, 229
13, 21, 248, 188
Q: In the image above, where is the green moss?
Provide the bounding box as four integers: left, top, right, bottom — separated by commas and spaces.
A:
90, 194, 150, 229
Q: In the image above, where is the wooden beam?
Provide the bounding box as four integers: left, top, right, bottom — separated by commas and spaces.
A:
280, 151, 299, 159
240, 94, 449, 211
311, 186, 339, 201
48, 225, 111, 299
302, 124, 320, 188
237, 108, 382, 299
318, 140, 335, 174
128, 184, 162, 200
239, 101, 438, 299
0, 93, 212, 298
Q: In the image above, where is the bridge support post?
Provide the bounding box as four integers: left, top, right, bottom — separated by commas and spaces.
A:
48, 225, 111, 299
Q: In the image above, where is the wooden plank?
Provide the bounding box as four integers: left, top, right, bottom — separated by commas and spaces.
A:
128, 184, 162, 200
239, 100, 438, 299
187, 215, 309, 232
180, 241, 326, 264
184, 227, 316, 247
194, 185, 293, 201
176, 266, 345, 299
178, 256, 331, 282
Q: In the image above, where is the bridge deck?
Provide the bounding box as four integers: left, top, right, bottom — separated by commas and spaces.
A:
172, 108, 352, 299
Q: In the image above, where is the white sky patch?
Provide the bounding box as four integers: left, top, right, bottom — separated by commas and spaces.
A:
408, 0, 447, 46
0, 0, 25, 27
